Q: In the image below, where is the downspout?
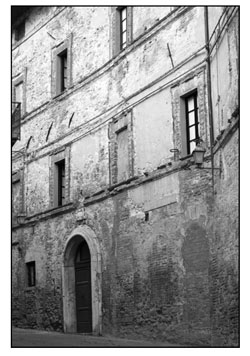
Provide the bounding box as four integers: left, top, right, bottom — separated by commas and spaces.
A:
204, 6, 215, 193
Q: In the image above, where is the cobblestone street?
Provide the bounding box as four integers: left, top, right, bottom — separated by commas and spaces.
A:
12, 327, 180, 347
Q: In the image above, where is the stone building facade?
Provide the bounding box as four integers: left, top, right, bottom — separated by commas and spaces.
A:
12, 6, 239, 346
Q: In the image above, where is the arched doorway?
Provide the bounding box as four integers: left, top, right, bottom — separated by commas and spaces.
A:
62, 226, 102, 335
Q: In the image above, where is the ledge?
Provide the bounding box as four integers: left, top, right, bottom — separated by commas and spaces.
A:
12, 202, 76, 229
84, 162, 185, 206
24, 286, 36, 292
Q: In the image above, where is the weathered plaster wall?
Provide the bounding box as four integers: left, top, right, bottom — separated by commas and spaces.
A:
70, 126, 109, 200
25, 157, 50, 215
209, 9, 239, 138
133, 6, 174, 40
12, 181, 21, 222
133, 89, 173, 173
12, 7, 110, 113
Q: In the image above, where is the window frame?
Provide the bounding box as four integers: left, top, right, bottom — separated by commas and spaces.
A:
109, 111, 134, 185
55, 159, 66, 207
49, 147, 70, 209
57, 49, 68, 94
12, 70, 27, 117
51, 35, 72, 98
110, 7, 133, 57
171, 72, 207, 159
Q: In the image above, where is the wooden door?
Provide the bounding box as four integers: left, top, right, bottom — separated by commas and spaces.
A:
75, 240, 92, 333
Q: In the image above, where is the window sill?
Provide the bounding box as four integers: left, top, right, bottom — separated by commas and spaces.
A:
52, 90, 68, 100
179, 154, 193, 161
25, 286, 36, 292
24, 202, 75, 223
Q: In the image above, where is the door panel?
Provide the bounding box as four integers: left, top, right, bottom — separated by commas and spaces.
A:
75, 242, 92, 333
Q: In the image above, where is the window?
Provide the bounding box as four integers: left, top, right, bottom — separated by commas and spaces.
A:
185, 92, 200, 154
171, 75, 205, 158
14, 81, 23, 105
12, 70, 27, 117
110, 7, 132, 57
57, 49, 68, 93
15, 21, 25, 42
51, 35, 72, 97
119, 7, 127, 50
26, 261, 36, 287
49, 147, 70, 208
54, 159, 65, 207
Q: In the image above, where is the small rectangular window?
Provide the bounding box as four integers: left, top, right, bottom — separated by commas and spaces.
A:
185, 92, 200, 155
15, 21, 25, 42
54, 159, 65, 207
26, 261, 36, 287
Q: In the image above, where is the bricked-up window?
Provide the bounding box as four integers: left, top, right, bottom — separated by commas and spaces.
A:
117, 127, 129, 182
109, 111, 134, 185
110, 7, 132, 57
54, 159, 66, 207
15, 21, 25, 42
185, 92, 200, 154
26, 261, 36, 287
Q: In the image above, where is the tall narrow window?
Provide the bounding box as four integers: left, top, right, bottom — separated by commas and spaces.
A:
50, 147, 70, 208
26, 261, 36, 287
185, 92, 199, 154
57, 49, 68, 93
54, 159, 65, 206
120, 7, 127, 50
52, 35, 72, 98
12, 70, 26, 117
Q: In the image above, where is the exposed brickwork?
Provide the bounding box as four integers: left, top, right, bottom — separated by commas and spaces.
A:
210, 127, 239, 346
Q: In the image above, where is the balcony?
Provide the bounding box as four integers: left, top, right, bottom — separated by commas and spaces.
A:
12, 102, 21, 147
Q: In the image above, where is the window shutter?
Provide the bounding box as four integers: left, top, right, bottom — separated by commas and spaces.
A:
127, 7, 133, 44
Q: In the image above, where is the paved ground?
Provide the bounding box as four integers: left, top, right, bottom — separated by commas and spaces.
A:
12, 327, 180, 347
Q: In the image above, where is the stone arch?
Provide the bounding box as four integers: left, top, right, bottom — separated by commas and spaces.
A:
62, 225, 102, 335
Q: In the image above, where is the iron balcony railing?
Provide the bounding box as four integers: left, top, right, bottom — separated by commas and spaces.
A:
12, 101, 21, 146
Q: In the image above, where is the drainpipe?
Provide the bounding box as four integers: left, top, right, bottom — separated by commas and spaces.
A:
204, 6, 215, 193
